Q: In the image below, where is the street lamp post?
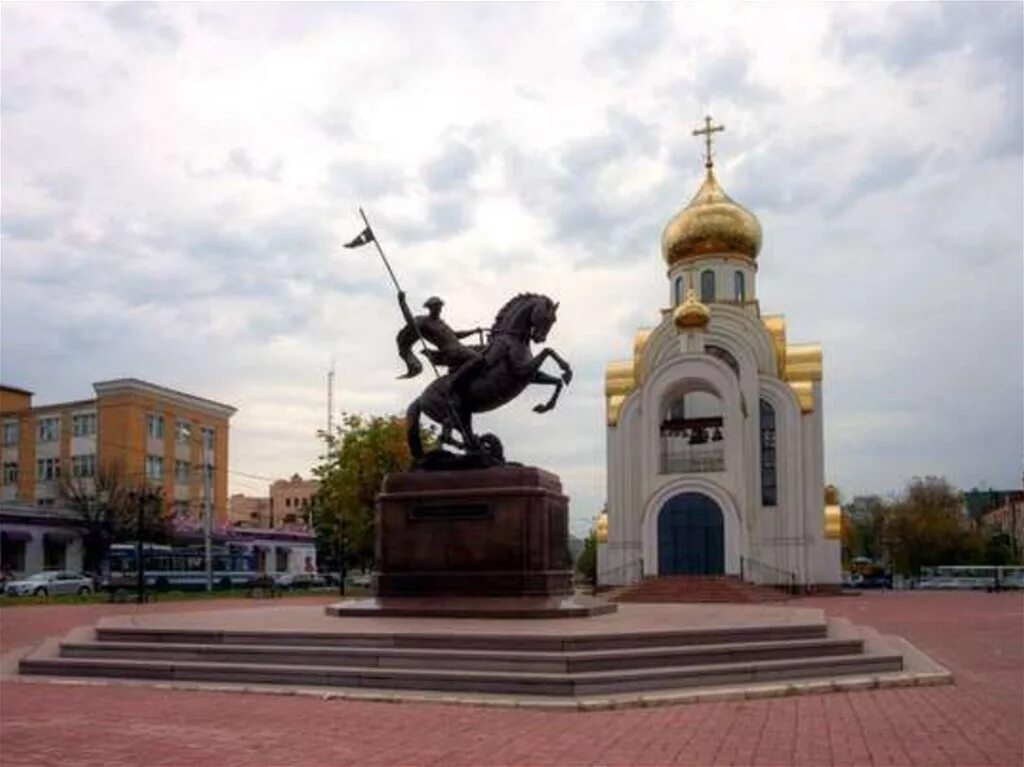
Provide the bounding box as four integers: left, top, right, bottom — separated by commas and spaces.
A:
130, 487, 159, 604
337, 511, 346, 598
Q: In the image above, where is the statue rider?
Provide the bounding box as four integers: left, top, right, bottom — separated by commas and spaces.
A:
396, 292, 485, 383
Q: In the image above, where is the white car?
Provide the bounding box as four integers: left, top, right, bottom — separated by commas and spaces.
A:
4, 571, 94, 597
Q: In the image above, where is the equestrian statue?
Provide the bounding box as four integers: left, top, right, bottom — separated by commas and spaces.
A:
398, 290, 572, 468
343, 209, 572, 470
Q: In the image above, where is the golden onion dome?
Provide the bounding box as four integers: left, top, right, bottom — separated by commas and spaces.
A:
661, 168, 762, 266
673, 288, 710, 331
594, 512, 608, 543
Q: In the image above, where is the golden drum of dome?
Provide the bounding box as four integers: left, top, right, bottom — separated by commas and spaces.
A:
661, 169, 762, 267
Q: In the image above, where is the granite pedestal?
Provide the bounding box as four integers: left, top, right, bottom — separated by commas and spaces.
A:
376, 465, 572, 597
329, 465, 611, 617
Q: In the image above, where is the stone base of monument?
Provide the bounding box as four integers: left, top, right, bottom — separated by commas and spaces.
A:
325, 595, 616, 619
326, 465, 611, 618
19, 603, 950, 708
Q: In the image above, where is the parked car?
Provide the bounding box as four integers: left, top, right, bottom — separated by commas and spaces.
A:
347, 573, 372, 588
4, 571, 94, 597
274, 572, 313, 590
852, 572, 893, 589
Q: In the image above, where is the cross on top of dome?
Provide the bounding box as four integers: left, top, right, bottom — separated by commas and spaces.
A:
692, 115, 725, 170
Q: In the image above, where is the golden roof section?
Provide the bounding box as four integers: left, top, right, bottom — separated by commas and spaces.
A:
605, 359, 637, 427
661, 168, 762, 267
785, 344, 823, 382
761, 315, 787, 377
824, 503, 842, 540
761, 316, 823, 412
824, 485, 842, 539
788, 381, 814, 413
673, 288, 711, 331
633, 329, 652, 385
594, 512, 608, 543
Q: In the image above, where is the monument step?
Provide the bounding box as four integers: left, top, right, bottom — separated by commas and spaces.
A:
20, 651, 903, 697
60, 636, 865, 674
93, 622, 828, 652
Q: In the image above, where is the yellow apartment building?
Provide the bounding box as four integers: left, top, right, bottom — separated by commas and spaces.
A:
0, 379, 236, 523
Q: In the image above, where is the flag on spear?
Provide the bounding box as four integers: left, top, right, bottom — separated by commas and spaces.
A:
344, 226, 375, 249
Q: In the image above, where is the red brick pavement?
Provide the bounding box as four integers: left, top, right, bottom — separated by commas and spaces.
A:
1, 592, 1021, 767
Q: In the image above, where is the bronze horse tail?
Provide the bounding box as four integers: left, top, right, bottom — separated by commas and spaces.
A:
406, 398, 424, 459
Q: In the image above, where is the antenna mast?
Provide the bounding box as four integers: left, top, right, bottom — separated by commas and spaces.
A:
327, 361, 335, 435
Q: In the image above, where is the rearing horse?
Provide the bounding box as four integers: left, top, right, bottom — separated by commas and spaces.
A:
406, 293, 572, 462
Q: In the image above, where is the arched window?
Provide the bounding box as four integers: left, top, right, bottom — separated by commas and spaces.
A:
734, 271, 745, 302
759, 399, 777, 506
700, 270, 715, 302
674, 276, 683, 306
706, 345, 740, 377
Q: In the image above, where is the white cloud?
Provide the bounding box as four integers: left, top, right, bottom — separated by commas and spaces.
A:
2, 2, 1021, 535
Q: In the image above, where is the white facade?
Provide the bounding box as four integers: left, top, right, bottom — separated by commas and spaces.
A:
599, 151, 841, 589
0, 503, 85, 577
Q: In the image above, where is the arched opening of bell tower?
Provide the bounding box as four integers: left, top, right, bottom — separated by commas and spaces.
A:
659, 388, 725, 475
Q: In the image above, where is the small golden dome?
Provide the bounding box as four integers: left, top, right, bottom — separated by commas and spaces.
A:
594, 512, 608, 543
674, 288, 711, 330
673, 288, 711, 331
661, 169, 762, 266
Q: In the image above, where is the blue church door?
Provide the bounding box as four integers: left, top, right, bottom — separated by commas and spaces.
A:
657, 492, 725, 575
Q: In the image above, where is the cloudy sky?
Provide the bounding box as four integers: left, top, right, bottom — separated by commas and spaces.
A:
2, 2, 1022, 533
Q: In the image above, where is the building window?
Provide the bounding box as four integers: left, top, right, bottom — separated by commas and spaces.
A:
673, 276, 683, 305
71, 454, 96, 479
145, 455, 164, 481
734, 271, 745, 302
2, 462, 17, 485
700, 270, 715, 302
36, 457, 60, 482
2, 422, 17, 446
200, 426, 215, 451
705, 345, 740, 377
43, 536, 66, 570
175, 460, 190, 483
176, 420, 192, 444
760, 399, 777, 507
72, 413, 97, 437
275, 548, 288, 572
1, 534, 27, 571
146, 414, 165, 440
37, 417, 60, 443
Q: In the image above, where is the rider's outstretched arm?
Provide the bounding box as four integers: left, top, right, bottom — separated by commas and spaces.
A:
397, 291, 416, 327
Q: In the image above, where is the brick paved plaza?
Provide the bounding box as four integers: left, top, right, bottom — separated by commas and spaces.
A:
1, 591, 1021, 766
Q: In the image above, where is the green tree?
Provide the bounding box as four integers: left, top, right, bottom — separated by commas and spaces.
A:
575, 531, 597, 584
309, 413, 434, 573
883, 476, 983, 576
844, 495, 888, 561
984, 532, 1014, 566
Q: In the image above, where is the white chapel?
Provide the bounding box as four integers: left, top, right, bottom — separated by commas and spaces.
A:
597, 117, 842, 589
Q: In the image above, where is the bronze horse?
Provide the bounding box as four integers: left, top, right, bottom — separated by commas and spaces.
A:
406, 293, 572, 465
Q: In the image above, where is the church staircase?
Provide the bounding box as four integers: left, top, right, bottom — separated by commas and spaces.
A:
612, 575, 793, 604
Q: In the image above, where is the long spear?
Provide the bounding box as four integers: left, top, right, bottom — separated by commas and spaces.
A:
344, 209, 470, 447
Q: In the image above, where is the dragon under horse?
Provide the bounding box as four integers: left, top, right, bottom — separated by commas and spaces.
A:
404, 292, 572, 469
